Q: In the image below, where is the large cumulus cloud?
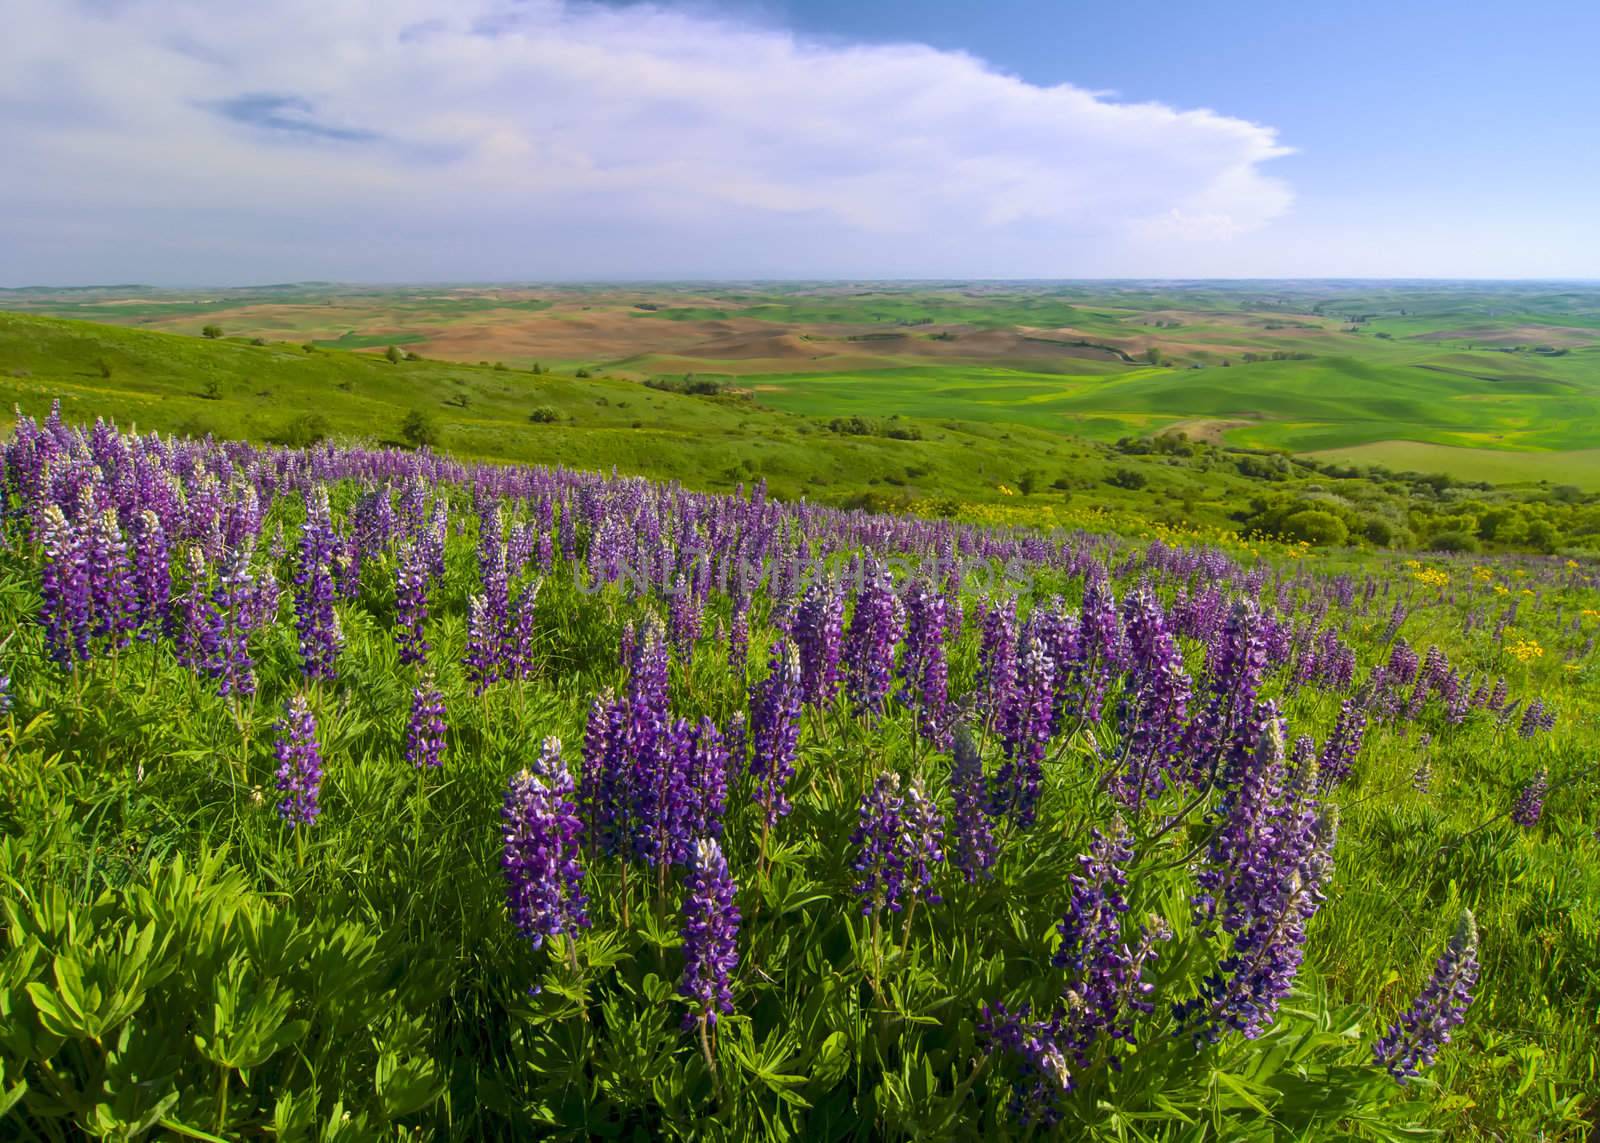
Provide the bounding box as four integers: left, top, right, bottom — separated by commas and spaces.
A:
0, 0, 1293, 282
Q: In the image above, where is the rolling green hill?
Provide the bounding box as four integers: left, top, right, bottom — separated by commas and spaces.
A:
0, 311, 1213, 522
4, 309, 1600, 554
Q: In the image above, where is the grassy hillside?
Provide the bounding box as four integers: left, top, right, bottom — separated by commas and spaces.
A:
0, 312, 1218, 522
10, 281, 1600, 492
5, 310, 1600, 555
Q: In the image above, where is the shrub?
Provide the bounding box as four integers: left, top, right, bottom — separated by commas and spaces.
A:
1362, 517, 1397, 546
1107, 467, 1148, 491
1430, 530, 1480, 553
1280, 509, 1349, 547
400, 410, 440, 449
201, 324, 223, 339
386, 345, 404, 364
528, 406, 560, 424
273, 412, 331, 448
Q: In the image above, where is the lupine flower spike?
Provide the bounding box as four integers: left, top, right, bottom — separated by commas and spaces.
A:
1374, 910, 1479, 1083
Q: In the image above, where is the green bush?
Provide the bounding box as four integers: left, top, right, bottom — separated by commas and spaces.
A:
1280, 509, 1349, 546
272, 413, 331, 448
1430, 529, 1480, 553
400, 409, 440, 449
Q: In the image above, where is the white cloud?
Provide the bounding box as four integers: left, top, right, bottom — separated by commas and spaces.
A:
0, 0, 1295, 282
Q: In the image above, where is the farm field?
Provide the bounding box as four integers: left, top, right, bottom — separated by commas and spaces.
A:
0, 406, 1595, 1139
6, 308, 1600, 558
8, 280, 1600, 492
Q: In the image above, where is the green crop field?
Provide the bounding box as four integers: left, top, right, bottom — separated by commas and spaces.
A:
9, 281, 1599, 491
6, 291, 1600, 556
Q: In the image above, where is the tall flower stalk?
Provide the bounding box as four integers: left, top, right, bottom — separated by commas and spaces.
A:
274, 694, 323, 828
503, 738, 589, 961
1374, 910, 1479, 1083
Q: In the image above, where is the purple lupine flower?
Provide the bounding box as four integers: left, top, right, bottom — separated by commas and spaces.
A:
293, 486, 342, 681
899, 580, 951, 748
502, 737, 589, 950
1181, 599, 1267, 787
0, 672, 12, 717
1114, 587, 1191, 808
1510, 768, 1547, 827
680, 836, 740, 1029
394, 539, 431, 666
1316, 697, 1369, 790
38, 504, 92, 669
1373, 910, 1479, 1083
1382, 600, 1408, 642
793, 577, 845, 706
852, 772, 907, 915
405, 675, 447, 769
1051, 819, 1172, 1066
727, 591, 750, 675
502, 578, 540, 681
992, 625, 1055, 828
172, 546, 219, 672
683, 716, 730, 841
128, 509, 170, 640
978, 594, 1019, 729
274, 694, 324, 827
1386, 639, 1419, 688
210, 543, 260, 697
725, 710, 747, 778
750, 639, 803, 827
667, 574, 703, 654
621, 616, 679, 867
1076, 574, 1126, 721
1410, 755, 1436, 797
844, 562, 903, 716
1181, 714, 1338, 1041
978, 1002, 1073, 1125
949, 728, 998, 882
579, 689, 632, 857
901, 777, 945, 907
464, 594, 499, 694
644, 716, 699, 869
1518, 698, 1554, 738
84, 503, 137, 647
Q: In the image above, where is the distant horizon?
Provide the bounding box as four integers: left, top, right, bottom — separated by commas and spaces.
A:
8, 277, 1600, 292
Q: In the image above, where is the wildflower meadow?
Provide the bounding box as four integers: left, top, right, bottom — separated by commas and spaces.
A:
0, 403, 1595, 1139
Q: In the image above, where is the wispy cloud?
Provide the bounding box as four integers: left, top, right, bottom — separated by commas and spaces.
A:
0, 0, 1294, 282
206, 93, 381, 143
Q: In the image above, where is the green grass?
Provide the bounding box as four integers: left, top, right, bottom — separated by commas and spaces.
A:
0, 420, 1595, 1138
13, 282, 1600, 483
1306, 441, 1600, 489
6, 303, 1600, 553
0, 312, 1199, 520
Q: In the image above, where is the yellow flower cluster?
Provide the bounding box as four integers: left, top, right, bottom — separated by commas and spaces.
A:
1472, 566, 1495, 583
1505, 633, 1545, 664
1411, 566, 1450, 589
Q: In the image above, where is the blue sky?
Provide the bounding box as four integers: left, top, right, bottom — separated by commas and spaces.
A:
2, 0, 1596, 284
